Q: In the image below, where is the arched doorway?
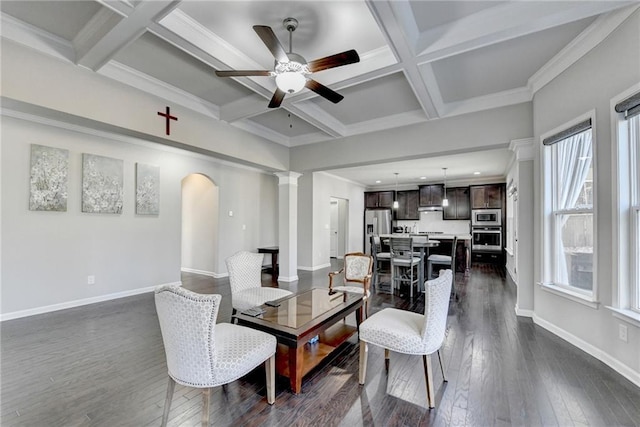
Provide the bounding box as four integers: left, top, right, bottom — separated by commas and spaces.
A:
181, 173, 219, 276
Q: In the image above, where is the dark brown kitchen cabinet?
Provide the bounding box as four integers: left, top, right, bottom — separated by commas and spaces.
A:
395, 190, 419, 220
419, 184, 444, 207
365, 191, 395, 209
470, 184, 503, 209
443, 187, 470, 220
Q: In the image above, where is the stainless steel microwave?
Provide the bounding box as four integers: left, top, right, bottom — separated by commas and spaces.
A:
471, 209, 502, 226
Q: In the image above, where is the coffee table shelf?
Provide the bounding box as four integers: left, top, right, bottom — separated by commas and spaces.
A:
275, 323, 357, 379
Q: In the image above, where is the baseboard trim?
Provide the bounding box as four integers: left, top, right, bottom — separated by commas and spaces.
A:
277, 275, 299, 282
515, 306, 533, 317
533, 313, 640, 387
180, 267, 226, 278
298, 263, 332, 271
0, 281, 181, 322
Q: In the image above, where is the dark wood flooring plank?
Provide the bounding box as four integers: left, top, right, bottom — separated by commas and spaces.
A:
2, 262, 639, 427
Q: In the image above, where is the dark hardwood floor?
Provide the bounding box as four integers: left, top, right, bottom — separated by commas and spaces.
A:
2, 262, 639, 426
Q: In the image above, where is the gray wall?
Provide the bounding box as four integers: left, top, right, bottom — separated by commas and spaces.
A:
533, 9, 640, 380
1, 115, 278, 317
297, 172, 365, 270
290, 103, 533, 172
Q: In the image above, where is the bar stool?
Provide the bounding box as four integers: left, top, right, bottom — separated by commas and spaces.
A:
389, 237, 421, 299
427, 236, 458, 299
370, 235, 390, 292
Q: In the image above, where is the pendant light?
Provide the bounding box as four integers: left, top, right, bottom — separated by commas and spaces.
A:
393, 172, 399, 209
442, 168, 449, 207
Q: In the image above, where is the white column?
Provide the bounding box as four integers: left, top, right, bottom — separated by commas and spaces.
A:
275, 171, 302, 282
508, 138, 535, 317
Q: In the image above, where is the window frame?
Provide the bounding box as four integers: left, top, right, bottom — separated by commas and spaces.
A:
541, 111, 598, 305
610, 85, 640, 326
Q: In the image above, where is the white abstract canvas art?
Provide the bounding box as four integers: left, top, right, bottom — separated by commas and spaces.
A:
29, 144, 69, 211
82, 153, 123, 214
136, 163, 160, 215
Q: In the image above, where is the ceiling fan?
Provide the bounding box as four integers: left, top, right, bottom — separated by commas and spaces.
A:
215, 17, 360, 109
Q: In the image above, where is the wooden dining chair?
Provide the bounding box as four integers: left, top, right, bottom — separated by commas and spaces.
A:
328, 252, 373, 318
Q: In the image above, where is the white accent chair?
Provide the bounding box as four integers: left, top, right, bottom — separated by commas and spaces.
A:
358, 269, 453, 408
427, 236, 458, 299
155, 284, 277, 427
225, 251, 292, 313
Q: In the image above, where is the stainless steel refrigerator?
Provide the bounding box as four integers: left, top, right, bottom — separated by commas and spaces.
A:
364, 209, 392, 255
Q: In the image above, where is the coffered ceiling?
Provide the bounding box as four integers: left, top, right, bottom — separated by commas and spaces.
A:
1, 1, 636, 187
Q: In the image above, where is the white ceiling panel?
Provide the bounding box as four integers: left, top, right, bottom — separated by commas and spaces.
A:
409, 1, 504, 32
113, 32, 256, 106
1, 0, 103, 41
177, 1, 386, 71
430, 16, 596, 103
248, 108, 329, 138
309, 71, 423, 125
325, 148, 514, 188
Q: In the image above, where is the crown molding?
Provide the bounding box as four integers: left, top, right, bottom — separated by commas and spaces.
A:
440, 86, 532, 118
509, 138, 535, 161
529, 4, 640, 94
345, 109, 427, 138
98, 61, 220, 119
231, 119, 290, 147
1, 12, 75, 62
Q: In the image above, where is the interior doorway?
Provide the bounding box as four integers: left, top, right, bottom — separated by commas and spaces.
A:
330, 197, 348, 259
181, 173, 219, 276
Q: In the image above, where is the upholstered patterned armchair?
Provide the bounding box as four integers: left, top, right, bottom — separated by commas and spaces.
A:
328, 252, 373, 317
358, 269, 453, 408
154, 284, 277, 426
225, 251, 292, 313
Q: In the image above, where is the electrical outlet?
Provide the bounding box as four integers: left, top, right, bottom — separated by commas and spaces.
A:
87, 275, 95, 285
242, 224, 246, 230
619, 324, 628, 342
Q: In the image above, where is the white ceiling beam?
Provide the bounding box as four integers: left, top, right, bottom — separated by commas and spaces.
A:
94, 0, 135, 17
365, 0, 439, 120
414, 1, 637, 63
76, 1, 182, 71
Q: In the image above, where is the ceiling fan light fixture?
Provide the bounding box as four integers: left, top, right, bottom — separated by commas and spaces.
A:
276, 71, 306, 93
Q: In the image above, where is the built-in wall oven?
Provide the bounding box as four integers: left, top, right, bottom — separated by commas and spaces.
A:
471, 209, 502, 227
472, 227, 502, 252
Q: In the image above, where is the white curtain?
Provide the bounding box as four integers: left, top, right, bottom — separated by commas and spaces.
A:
554, 129, 593, 284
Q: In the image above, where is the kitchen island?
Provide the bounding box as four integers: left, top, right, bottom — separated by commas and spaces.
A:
380, 233, 471, 276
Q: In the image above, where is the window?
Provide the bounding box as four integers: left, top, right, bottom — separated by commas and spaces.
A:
542, 116, 595, 297
615, 90, 640, 315
630, 114, 640, 311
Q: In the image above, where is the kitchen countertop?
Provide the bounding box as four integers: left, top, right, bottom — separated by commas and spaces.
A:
380, 233, 472, 240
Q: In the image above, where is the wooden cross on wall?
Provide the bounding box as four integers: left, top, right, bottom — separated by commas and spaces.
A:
157, 106, 177, 135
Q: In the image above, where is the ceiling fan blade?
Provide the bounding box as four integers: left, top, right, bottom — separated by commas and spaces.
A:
268, 88, 286, 108
253, 25, 289, 63
307, 49, 360, 73
305, 79, 344, 104
215, 70, 271, 77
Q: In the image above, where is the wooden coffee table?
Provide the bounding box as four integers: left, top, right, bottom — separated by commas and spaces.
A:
234, 288, 363, 394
